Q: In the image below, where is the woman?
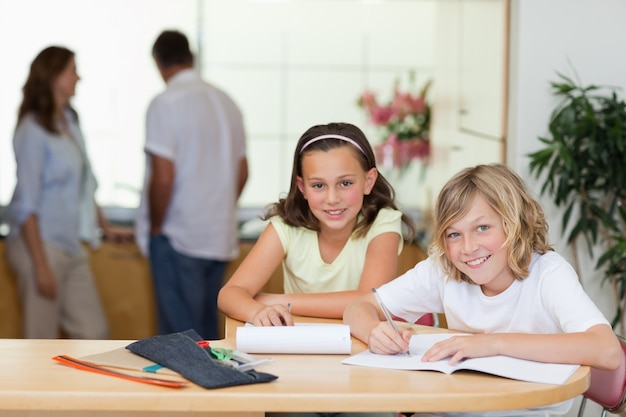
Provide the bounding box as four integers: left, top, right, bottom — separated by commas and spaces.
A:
5, 46, 132, 339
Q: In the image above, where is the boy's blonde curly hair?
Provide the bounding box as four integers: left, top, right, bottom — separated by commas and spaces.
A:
429, 164, 553, 283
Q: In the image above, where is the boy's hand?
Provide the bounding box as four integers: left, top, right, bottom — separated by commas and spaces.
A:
422, 334, 496, 365
367, 322, 412, 355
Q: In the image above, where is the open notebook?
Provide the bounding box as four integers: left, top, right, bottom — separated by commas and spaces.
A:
342, 333, 580, 385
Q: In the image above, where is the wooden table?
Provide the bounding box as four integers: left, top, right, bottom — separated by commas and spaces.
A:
0, 317, 589, 417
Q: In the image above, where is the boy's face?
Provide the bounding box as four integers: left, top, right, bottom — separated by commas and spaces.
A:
444, 195, 514, 296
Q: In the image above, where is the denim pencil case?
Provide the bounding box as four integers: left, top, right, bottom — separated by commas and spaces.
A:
126, 329, 278, 389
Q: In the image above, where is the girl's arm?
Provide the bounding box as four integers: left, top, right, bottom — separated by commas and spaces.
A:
357, 231, 401, 291
422, 324, 622, 370
217, 223, 287, 325
259, 231, 401, 319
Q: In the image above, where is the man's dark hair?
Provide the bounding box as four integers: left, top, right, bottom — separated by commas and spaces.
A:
152, 30, 194, 68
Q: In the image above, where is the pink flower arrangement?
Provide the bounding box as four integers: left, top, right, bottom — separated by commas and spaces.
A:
358, 78, 432, 171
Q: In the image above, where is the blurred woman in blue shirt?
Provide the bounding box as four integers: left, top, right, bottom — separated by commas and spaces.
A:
5, 46, 132, 339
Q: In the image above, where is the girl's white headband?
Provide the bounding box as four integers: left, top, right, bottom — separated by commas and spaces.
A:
300, 134, 365, 155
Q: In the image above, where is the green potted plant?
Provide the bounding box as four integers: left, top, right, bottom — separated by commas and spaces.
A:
528, 73, 626, 328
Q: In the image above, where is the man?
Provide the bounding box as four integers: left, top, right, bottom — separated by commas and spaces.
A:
136, 30, 248, 339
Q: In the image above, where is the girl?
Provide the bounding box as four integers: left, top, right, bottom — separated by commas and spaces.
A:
218, 122, 415, 326
5, 46, 132, 339
344, 163, 621, 417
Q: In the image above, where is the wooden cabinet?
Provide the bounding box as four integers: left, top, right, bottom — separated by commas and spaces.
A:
0, 241, 156, 340
397, 243, 427, 275
87, 243, 156, 339
0, 242, 21, 338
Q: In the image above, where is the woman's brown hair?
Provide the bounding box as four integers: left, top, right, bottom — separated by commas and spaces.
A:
18, 46, 77, 134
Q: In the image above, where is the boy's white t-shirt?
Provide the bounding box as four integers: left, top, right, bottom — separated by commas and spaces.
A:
270, 208, 403, 294
376, 251, 609, 334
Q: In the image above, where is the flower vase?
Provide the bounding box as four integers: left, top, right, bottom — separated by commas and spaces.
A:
374, 135, 429, 174
374, 135, 429, 210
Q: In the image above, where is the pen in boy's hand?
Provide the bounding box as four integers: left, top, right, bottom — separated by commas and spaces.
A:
371, 288, 400, 333
371, 288, 410, 356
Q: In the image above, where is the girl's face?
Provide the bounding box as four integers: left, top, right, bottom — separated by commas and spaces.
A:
296, 146, 377, 236
444, 195, 514, 296
53, 57, 80, 107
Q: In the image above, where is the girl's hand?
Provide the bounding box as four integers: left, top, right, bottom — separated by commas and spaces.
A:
367, 322, 412, 355
250, 304, 293, 327
422, 334, 496, 365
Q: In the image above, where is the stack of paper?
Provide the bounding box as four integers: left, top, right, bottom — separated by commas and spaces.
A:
236, 323, 352, 354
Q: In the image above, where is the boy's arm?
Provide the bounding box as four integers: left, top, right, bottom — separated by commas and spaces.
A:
343, 292, 411, 354
496, 324, 622, 370
343, 293, 381, 342
422, 324, 621, 370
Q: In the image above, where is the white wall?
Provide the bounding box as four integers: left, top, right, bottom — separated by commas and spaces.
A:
508, 0, 626, 320
508, 2, 626, 413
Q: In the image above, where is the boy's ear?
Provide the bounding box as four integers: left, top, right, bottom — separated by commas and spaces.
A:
364, 167, 378, 195
296, 176, 306, 198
